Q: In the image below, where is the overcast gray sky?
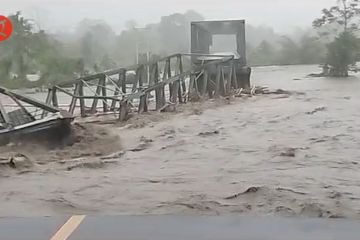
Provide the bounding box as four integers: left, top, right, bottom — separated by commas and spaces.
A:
2, 0, 335, 33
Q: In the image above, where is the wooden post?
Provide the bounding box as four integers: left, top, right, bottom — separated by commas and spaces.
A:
41, 88, 53, 118
69, 84, 80, 114
179, 55, 186, 93
110, 70, 127, 111
143, 63, 149, 86
162, 59, 169, 81
201, 67, 208, 96
52, 87, 59, 108
161, 84, 166, 107
194, 71, 201, 96
167, 58, 172, 79
176, 55, 184, 103
119, 99, 128, 121
101, 74, 108, 112
220, 66, 226, 96
154, 63, 165, 110
214, 65, 221, 97
139, 63, 148, 113
171, 78, 179, 103
166, 58, 172, 101
153, 63, 159, 108
138, 93, 148, 113
188, 73, 195, 101
139, 65, 144, 89
132, 66, 141, 93
121, 69, 126, 94
232, 62, 238, 89
161, 59, 170, 104
45, 88, 53, 105
79, 81, 86, 117
149, 63, 155, 86
227, 64, 233, 95
91, 78, 103, 113
110, 72, 122, 111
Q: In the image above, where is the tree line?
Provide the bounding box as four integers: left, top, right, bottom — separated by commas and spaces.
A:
1, 1, 359, 89
313, 0, 360, 77
0, 11, 325, 89
248, 34, 326, 66
0, 10, 204, 88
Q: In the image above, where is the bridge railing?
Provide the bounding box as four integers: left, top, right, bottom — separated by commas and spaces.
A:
44, 53, 250, 121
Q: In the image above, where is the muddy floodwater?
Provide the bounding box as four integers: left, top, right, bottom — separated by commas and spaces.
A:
1, 64, 360, 218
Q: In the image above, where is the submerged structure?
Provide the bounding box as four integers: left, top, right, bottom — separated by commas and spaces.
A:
191, 20, 247, 64
191, 20, 251, 90
0, 87, 73, 146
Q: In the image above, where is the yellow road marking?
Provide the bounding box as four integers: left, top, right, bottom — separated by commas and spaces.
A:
50, 215, 86, 240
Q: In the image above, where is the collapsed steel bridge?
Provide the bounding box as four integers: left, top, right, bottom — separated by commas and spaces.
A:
44, 53, 251, 121
42, 20, 251, 121
0, 19, 252, 144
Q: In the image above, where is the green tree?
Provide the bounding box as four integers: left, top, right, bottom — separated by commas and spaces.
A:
298, 35, 326, 64
158, 11, 204, 54
0, 59, 12, 79
248, 40, 276, 66
313, 0, 360, 76
114, 10, 204, 66
100, 54, 116, 70
76, 19, 116, 69
313, 0, 360, 33
0, 12, 86, 88
5, 11, 33, 80
277, 37, 300, 65
327, 31, 359, 76
39, 57, 83, 85
80, 32, 95, 67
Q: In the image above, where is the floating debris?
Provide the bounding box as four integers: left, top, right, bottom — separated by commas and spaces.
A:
279, 148, 296, 157
198, 130, 220, 137
0, 153, 33, 169
129, 137, 153, 152
225, 187, 261, 200
306, 106, 327, 115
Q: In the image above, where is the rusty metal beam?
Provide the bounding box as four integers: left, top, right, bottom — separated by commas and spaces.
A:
0, 99, 10, 126
0, 87, 58, 113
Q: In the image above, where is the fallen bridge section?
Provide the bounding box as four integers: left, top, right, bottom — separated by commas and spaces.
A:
0, 87, 73, 146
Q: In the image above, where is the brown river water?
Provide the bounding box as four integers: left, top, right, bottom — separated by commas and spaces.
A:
1, 64, 360, 218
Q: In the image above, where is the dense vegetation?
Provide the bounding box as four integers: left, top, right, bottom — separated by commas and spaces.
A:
0, 12, 84, 88
0, 11, 204, 88
313, 0, 360, 77
2, 4, 355, 89
247, 35, 326, 66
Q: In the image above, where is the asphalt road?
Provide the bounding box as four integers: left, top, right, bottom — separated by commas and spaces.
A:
0, 216, 360, 240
